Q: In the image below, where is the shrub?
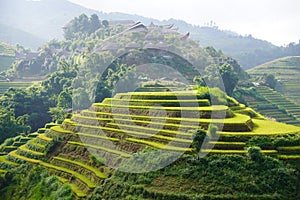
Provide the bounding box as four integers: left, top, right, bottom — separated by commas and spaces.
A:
246, 137, 274, 149
247, 146, 263, 162
192, 129, 207, 153
207, 124, 218, 140
89, 154, 105, 166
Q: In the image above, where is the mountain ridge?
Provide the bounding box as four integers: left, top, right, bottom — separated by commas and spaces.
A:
0, 0, 298, 69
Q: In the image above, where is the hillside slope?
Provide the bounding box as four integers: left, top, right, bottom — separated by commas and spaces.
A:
0, 0, 291, 69
1, 88, 300, 199
0, 24, 46, 50
248, 56, 300, 104
0, 41, 16, 72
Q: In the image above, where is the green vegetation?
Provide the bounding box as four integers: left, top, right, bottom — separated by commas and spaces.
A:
67, 141, 132, 158
92, 154, 299, 199
0, 107, 30, 143
248, 56, 300, 105
125, 138, 192, 152
235, 86, 300, 126
40, 162, 97, 189
0, 13, 300, 200
0, 42, 15, 72
0, 82, 33, 95
221, 119, 300, 136
0, 164, 72, 200
57, 176, 87, 198
53, 156, 107, 179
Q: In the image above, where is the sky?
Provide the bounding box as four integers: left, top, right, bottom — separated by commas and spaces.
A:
68, 0, 300, 46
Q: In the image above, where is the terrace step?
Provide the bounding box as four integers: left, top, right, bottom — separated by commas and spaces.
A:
73, 114, 202, 131
68, 121, 192, 145
26, 139, 46, 153
51, 156, 107, 185
208, 141, 245, 150
3, 146, 18, 153
91, 103, 231, 119
277, 154, 300, 160
0, 156, 19, 169
79, 111, 253, 131
17, 145, 45, 159
37, 133, 53, 142
277, 146, 300, 154
67, 141, 132, 158
114, 91, 210, 100
102, 98, 210, 107
125, 138, 192, 152
57, 176, 87, 198
12, 141, 25, 147
8, 151, 97, 192
40, 162, 97, 191
28, 132, 39, 138
200, 149, 277, 155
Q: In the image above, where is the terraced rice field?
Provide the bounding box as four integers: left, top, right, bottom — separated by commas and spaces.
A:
255, 86, 300, 125
241, 86, 300, 126
248, 56, 300, 104
0, 81, 33, 95
2, 89, 300, 198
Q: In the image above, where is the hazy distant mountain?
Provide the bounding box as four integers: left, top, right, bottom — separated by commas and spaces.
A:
0, 24, 46, 50
0, 0, 101, 43
0, 0, 297, 69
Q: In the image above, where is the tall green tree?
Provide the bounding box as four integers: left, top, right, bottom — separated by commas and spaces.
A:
89, 14, 101, 34
264, 74, 277, 89
219, 63, 238, 95
0, 106, 30, 143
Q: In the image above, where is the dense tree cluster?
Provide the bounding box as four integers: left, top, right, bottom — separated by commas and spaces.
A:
63, 14, 109, 40
0, 106, 30, 143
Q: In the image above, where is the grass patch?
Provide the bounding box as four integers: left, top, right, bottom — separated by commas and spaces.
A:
220, 119, 300, 136
277, 146, 300, 151
37, 134, 53, 142
278, 155, 300, 160
201, 149, 277, 154
50, 126, 73, 134
208, 141, 246, 146
125, 138, 192, 152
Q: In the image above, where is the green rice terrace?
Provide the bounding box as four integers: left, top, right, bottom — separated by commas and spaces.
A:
0, 81, 33, 95
248, 56, 300, 104
1, 87, 300, 199
240, 86, 300, 126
